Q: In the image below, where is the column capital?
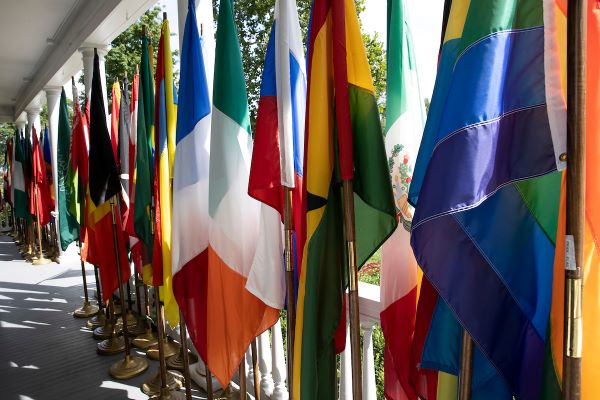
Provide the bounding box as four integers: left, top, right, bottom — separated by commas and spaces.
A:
79, 45, 109, 59
43, 86, 63, 97
15, 120, 26, 131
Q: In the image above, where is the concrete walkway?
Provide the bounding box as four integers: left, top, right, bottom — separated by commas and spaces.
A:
0, 234, 206, 400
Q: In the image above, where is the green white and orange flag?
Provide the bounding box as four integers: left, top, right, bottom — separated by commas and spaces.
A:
152, 16, 179, 327
293, 0, 397, 398
204, 0, 279, 386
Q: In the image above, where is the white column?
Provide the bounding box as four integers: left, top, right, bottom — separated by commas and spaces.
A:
44, 86, 62, 253
15, 120, 26, 135
271, 320, 288, 400
258, 330, 274, 398
339, 322, 352, 400
361, 321, 376, 400
79, 46, 108, 114
25, 98, 42, 139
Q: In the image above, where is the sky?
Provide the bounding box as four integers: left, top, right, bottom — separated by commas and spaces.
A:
159, 0, 446, 99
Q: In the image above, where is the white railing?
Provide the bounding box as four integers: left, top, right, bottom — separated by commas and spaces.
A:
182, 281, 381, 399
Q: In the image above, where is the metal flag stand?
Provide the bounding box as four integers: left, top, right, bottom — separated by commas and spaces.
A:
563, 0, 586, 398
73, 240, 99, 318
107, 196, 149, 379
283, 186, 296, 397
458, 330, 474, 400
87, 265, 107, 329
341, 180, 362, 400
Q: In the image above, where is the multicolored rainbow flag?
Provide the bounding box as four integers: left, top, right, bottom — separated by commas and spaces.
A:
409, 0, 567, 398
293, 0, 397, 398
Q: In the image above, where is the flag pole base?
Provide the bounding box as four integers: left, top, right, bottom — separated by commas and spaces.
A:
117, 311, 138, 329
73, 301, 99, 318
93, 321, 120, 340
133, 328, 159, 349
129, 316, 150, 336
147, 339, 180, 361
166, 350, 198, 371
87, 311, 107, 329
149, 388, 186, 400
142, 369, 183, 396
109, 354, 149, 380
97, 335, 126, 355
32, 256, 51, 265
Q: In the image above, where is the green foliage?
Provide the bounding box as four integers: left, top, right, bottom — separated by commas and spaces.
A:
104, 6, 178, 104
217, 0, 385, 128
0, 123, 14, 165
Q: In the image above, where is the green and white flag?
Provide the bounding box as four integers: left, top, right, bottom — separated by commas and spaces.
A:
13, 127, 29, 221
58, 88, 79, 250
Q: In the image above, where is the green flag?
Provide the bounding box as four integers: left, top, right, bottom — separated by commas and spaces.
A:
57, 89, 79, 250
134, 35, 154, 269
13, 129, 28, 221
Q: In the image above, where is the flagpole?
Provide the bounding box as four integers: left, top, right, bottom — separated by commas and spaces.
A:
108, 196, 149, 379
32, 181, 50, 265
130, 272, 149, 336
458, 330, 474, 400
563, 0, 586, 398
251, 339, 260, 400
87, 265, 107, 329
73, 240, 99, 318
283, 185, 295, 396
133, 282, 159, 348
341, 179, 362, 400
179, 311, 192, 400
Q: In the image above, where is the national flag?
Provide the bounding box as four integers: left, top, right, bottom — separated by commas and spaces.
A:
171, 0, 213, 385
67, 83, 88, 230
5, 137, 13, 206
152, 16, 179, 327
30, 127, 52, 226
408, 1, 566, 398
57, 88, 79, 250
247, 0, 306, 314
110, 81, 121, 163
88, 49, 131, 302
124, 69, 144, 275
545, 1, 600, 398
208, 0, 281, 385
118, 77, 131, 216
13, 128, 29, 221
379, 0, 426, 398
42, 127, 55, 211
134, 34, 155, 285
292, 0, 397, 398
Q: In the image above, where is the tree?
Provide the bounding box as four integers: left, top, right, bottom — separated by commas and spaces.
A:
219, 0, 386, 128
0, 123, 15, 166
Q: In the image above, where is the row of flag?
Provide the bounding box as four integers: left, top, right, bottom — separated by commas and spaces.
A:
4, 0, 599, 398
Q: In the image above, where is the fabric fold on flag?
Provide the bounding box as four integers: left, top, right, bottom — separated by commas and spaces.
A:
293, 0, 397, 398
247, 0, 306, 312
58, 88, 79, 250
408, 1, 566, 398
88, 50, 130, 302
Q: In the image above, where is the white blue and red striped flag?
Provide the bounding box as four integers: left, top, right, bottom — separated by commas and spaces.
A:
247, 0, 307, 309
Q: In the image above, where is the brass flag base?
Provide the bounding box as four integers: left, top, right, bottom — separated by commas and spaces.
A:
109, 354, 149, 380
117, 311, 138, 328
73, 301, 99, 318
147, 339, 180, 361
166, 350, 198, 371
133, 329, 159, 349
129, 317, 149, 336
142, 369, 184, 396
87, 311, 107, 329
93, 322, 121, 340
31, 254, 51, 265
97, 336, 126, 355
149, 388, 186, 400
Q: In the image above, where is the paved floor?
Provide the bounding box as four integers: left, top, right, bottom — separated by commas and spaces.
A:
0, 234, 207, 400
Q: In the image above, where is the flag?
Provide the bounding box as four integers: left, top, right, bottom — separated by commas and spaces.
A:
119, 77, 131, 215
110, 81, 121, 163
185, 0, 277, 386
12, 129, 28, 221
42, 127, 55, 211
408, 1, 566, 398
67, 83, 88, 230
57, 89, 79, 250
134, 34, 155, 285
379, 0, 426, 398
152, 16, 179, 327
247, 0, 306, 313
171, 0, 214, 383
544, 1, 600, 399
293, 0, 397, 398
31, 127, 52, 226
5, 138, 12, 206
88, 49, 131, 302
124, 69, 145, 275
